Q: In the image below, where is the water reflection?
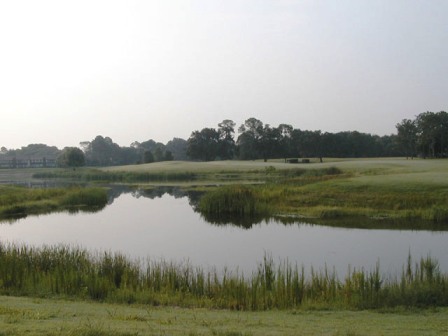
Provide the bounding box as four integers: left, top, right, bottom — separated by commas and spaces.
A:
109, 186, 448, 232
2, 184, 448, 232
0, 186, 447, 276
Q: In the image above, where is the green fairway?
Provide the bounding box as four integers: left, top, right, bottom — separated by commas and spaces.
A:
0, 295, 447, 336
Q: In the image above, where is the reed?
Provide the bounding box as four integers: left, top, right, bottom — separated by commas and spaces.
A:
0, 243, 447, 311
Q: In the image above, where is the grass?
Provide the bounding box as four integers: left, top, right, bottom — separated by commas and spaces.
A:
25, 158, 448, 223
0, 185, 108, 220
192, 162, 448, 224
1, 296, 447, 336
5, 157, 448, 224
1, 243, 448, 311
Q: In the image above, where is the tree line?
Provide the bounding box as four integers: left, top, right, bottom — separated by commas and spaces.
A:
187, 118, 401, 162
1, 111, 446, 168
187, 112, 447, 162
396, 111, 448, 159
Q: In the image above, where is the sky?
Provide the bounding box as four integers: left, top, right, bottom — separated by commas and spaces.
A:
1, 0, 447, 150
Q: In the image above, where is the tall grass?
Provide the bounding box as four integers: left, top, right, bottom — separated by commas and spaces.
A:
0, 243, 447, 310
33, 169, 197, 183
198, 185, 272, 218
0, 186, 108, 220
32, 163, 448, 224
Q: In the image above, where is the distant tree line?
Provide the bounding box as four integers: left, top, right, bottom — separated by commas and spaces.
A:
186, 118, 401, 162
2, 111, 447, 168
79, 136, 188, 166
396, 111, 448, 159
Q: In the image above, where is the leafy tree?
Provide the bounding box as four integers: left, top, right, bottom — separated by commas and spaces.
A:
277, 124, 294, 161
164, 150, 174, 161
119, 146, 140, 165
143, 150, 154, 163
153, 147, 164, 162
415, 111, 448, 158
81, 136, 122, 166
258, 124, 282, 162
292, 130, 323, 161
396, 119, 418, 159
237, 118, 264, 160
166, 138, 188, 160
57, 147, 85, 168
187, 128, 220, 161
4, 144, 61, 159
217, 119, 236, 159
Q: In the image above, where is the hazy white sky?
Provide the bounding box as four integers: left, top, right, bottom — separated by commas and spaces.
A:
1, 0, 447, 149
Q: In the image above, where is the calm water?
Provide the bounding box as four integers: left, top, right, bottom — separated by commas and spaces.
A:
1, 187, 447, 277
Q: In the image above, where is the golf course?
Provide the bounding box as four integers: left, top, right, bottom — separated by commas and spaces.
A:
1, 158, 448, 335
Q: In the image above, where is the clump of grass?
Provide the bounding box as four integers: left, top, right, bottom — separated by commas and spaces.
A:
0, 185, 108, 220
198, 185, 272, 218
60, 188, 108, 208
0, 243, 447, 311
422, 206, 448, 223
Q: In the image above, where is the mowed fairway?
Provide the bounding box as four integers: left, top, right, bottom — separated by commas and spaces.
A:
0, 295, 447, 336
101, 157, 448, 185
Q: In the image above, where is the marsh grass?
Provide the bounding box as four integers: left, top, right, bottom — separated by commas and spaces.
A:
0, 186, 108, 220
33, 169, 198, 183
0, 243, 447, 311
196, 163, 448, 223
198, 185, 272, 218
30, 159, 448, 223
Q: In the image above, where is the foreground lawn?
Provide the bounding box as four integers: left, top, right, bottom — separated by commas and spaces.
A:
0, 295, 447, 336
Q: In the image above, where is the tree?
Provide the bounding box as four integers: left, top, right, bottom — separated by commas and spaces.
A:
164, 150, 174, 161
57, 147, 85, 168
143, 150, 154, 163
415, 111, 448, 158
237, 118, 264, 160
277, 124, 294, 161
258, 124, 282, 162
166, 138, 188, 160
81, 136, 121, 166
217, 119, 236, 159
187, 128, 220, 161
396, 119, 418, 159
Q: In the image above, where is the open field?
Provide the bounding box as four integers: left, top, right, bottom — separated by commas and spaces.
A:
0, 295, 447, 336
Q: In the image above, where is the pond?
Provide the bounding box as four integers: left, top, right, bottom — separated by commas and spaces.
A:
1, 186, 447, 277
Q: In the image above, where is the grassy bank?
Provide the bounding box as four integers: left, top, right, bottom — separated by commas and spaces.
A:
1, 295, 447, 336
87, 159, 448, 222
0, 185, 108, 220
1, 243, 447, 311
26, 158, 448, 222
